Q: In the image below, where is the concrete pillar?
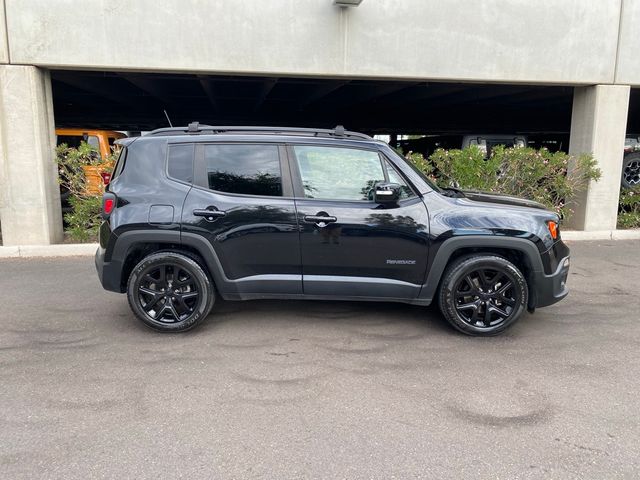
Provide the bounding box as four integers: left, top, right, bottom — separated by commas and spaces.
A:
567, 84, 630, 231
0, 65, 62, 245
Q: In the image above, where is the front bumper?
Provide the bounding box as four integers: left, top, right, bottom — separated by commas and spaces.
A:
533, 255, 570, 308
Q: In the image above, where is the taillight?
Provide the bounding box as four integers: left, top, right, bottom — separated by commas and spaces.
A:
547, 220, 558, 240
100, 171, 111, 186
102, 193, 116, 219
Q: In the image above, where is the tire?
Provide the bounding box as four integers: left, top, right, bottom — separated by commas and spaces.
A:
126, 252, 215, 332
438, 255, 528, 336
622, 153, 640, 188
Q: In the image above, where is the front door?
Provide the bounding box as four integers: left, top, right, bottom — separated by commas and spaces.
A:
181, 142, 301, 297
288, 144, 430, 300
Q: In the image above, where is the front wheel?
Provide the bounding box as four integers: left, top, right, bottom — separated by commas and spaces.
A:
438, 255, 528, 336
127, 252, 215, 332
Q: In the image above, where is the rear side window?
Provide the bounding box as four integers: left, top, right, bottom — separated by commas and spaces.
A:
168, 144, 194, 183
204, 144, 282, 197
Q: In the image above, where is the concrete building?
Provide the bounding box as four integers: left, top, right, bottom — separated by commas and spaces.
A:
1, 0, 639, 245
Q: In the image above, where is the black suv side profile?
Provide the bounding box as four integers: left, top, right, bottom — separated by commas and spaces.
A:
95, 124, 570, 336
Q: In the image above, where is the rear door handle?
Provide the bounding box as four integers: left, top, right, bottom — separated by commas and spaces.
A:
193, 208, 226, 221
304, 215, 337, 227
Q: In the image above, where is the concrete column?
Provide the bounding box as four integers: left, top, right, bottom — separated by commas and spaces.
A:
0, 65, 62, 245
567, 84, 630, 231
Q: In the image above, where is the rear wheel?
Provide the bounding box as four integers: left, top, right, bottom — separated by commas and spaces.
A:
127, 252, 214, 332
438, 255, 527, 336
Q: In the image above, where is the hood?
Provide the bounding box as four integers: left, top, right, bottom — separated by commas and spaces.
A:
461, 190, 548, 210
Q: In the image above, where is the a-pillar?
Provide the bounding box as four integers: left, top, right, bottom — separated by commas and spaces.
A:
567, 84, 630, 231
0, 65, 62, 245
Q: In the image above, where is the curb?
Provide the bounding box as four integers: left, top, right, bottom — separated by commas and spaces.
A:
0, 230, 638, 258
0, 243, 98, 258
561, 230, 640, 241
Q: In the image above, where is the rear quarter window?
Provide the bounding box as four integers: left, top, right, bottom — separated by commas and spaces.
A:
167, 144, 194, 183
110, 147, 128, 180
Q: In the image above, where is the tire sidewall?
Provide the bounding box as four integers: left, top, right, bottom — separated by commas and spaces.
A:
439, 256, 528, 336
127, 252, 214, 332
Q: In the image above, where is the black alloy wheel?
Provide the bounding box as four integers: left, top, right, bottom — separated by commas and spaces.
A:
453, 268, 518, 328
127, 252, 214, 332
438, 255, 528, 336
138, 263, 200, 322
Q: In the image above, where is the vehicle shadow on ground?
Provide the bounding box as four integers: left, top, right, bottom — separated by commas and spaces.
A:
193, 298, 455, 336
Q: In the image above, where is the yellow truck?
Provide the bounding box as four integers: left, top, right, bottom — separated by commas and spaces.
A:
56, 128, 127, 194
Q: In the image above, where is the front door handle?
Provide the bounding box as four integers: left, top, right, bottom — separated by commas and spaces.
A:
304, 214, 337, 227
193, 208, 226, 221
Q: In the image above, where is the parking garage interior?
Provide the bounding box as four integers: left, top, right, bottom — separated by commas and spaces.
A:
50, 70, 627, 135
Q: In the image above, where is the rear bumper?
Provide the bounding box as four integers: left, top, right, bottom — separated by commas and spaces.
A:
533, 255, 570, 308
95, 246, 124, 293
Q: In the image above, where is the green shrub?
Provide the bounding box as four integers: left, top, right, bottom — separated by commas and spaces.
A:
618, 187, 640, 229
55, 142, 118, 242
429, 145, 502, 192
55, 141, 102, 197
64, 195, 102, 242
407, 146, 600, 220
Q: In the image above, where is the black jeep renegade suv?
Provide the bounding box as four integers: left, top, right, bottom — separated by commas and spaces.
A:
95, 124, 570, 336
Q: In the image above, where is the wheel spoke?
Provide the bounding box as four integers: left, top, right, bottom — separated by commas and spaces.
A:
174, 295, 194, 314
469, 304, 480, 323
464, 274, 478, 293
167, 301, 181, 321
180, 291, 199, 301
158, 265, 167, 285
483, 303, 492, 325
499, 296, 516, 307
495, 280, 512, 294
139, 287, 162, 311
478, 270, 490, 289
490, 304, 510, 320
457, 301, 479, 311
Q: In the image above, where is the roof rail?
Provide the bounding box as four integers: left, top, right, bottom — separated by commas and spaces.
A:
146, 122, 372, 140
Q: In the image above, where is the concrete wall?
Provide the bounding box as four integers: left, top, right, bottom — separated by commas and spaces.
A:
568, 85, 630, 231
615, 0, 640, 84
2, 0, 638, 86
0, 65, 62, 245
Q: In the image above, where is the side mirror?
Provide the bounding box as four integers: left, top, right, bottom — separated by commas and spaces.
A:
373, 182, 401, 204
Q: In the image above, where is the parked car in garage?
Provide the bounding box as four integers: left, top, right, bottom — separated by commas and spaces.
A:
461, 134, 527, 157
623, 135, 640, 188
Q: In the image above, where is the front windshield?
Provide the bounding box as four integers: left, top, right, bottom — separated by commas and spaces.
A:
388, 148, 442, 193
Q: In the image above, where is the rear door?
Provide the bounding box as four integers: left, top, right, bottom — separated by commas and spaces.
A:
288, 143, 430, 299
181, 142, 301, 297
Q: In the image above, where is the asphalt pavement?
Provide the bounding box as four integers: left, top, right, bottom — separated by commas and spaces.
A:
1, 240, 639, 479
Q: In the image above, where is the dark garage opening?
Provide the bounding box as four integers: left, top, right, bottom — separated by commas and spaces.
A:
51, 70, 580, 135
